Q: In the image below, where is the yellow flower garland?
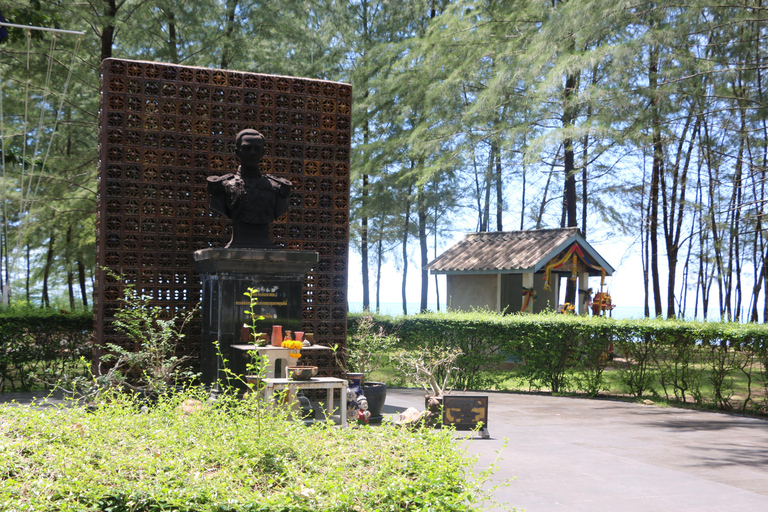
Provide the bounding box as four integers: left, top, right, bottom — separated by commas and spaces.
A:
281, 339, 303, 359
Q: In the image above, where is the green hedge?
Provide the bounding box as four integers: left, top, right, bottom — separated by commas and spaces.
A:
350, 311, 768, 411
0, 308, 93, 391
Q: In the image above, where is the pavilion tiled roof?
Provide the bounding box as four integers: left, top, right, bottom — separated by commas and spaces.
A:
427, 228, 614, 275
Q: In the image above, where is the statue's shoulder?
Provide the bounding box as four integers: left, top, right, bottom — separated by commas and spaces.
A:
264, 174, 292, 187
207, 173, 236, 184
264, 174, 292, 197
207, 173, 241, 197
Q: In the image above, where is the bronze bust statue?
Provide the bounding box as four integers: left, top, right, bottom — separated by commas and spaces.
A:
207, 129, 291, 248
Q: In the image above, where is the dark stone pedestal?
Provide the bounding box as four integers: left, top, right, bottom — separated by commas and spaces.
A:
193, 248, 318, 390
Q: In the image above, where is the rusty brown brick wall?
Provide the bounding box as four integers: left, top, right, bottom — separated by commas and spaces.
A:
96, 59, 350, 375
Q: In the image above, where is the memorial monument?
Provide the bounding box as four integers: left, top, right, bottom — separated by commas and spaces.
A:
193, 128, 318, 387
96, 59, 351, 385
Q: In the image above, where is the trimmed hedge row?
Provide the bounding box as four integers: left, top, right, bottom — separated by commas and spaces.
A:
350, 311, 768, 411
0, 308, 93, 391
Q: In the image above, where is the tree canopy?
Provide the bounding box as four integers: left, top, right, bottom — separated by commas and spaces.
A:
1, 0, 765, 321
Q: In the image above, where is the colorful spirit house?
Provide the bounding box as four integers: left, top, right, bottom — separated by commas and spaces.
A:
427, 228, 614, 315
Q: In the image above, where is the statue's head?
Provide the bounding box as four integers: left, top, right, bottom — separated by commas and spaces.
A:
235, 129, 265, 167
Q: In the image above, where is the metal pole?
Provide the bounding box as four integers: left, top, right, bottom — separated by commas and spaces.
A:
0, 22, 85, 36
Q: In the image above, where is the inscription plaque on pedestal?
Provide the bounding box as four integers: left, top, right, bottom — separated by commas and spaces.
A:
442, 395, 490, 438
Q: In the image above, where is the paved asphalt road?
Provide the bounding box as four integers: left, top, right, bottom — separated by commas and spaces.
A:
3, 388, 768, 511
384, 388, 768, 512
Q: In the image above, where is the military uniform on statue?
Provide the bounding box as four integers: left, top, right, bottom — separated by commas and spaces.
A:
206, 129, 292, 249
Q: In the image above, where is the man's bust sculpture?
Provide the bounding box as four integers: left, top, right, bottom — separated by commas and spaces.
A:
207, 129, 291, 248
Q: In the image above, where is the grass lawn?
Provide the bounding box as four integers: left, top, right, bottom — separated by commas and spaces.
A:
370, 355, 768, 416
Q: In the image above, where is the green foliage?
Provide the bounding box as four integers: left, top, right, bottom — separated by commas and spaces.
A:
102, 277, 200, 395
388, 309, 511, 392
0, 390, 492, 511
391, 344, 463, 398
345, 313, 398, 377
243, 287, 266, 346
359, 311, 768, 410
614, 326, 659, 399
0, 306, 92, 391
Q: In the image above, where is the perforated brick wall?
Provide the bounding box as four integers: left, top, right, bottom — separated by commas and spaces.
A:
96, 59, 350, 375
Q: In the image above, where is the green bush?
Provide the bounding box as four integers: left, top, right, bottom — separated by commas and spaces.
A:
0, 307, 93, 391
0, 389, 493, 511
351, 311, 768, 410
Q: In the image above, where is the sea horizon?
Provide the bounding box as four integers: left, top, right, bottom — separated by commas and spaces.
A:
347, 301, 748, 321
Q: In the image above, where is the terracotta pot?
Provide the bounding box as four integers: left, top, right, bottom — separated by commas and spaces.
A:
271, 325, 283, 347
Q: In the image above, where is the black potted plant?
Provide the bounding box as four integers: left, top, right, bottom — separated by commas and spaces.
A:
340, 314, 398, 422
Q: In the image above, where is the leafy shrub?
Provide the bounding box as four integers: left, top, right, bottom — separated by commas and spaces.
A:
345, 313, 398, 377
102, 279, 199, 394
0, 389, 494, 511
0, 306, 93, 391
384, 310, 511, 391
391, 344, 463, 397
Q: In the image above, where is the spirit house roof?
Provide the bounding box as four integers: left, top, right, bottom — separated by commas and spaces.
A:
427, 228, 614, 276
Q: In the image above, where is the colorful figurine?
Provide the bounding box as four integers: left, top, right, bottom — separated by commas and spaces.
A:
356, 395, 371, 424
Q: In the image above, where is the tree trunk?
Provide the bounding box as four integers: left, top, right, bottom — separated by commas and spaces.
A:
641, 166, 650, 317
495, 141, 503, 231
434, 212, 440, 311
167, 10, 179, 64
648, 44, 664, 317
220, 0, 239, 69
375, 238, 382, 312
563, 139, 577, 228
562, 68, 578, 306
663, 112, 697, 318
520, 137, 527, 230
401, 183, 413, 316
101, 0, 118, 61
26, 244, 30, 304
66, 225, 75, 310
78, 259, 89, 308
731, 124, 745, 322
418, 185, 428, 312
581, 134, 589, 234
472, 144, 484, 231
361, 85, 371, 309
42, 226, 56, 309
763, 245, 768, 323
481, 145, 493, 231
361, 174, 370, 310
705, 131, 725, 319
536, 145, 561, 229
0, 229, 4, 303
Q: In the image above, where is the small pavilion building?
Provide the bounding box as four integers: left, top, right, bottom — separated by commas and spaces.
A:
427, 228, 614, 315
